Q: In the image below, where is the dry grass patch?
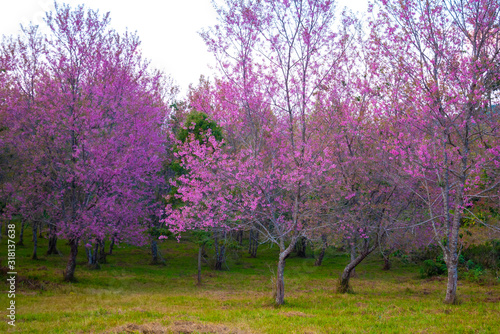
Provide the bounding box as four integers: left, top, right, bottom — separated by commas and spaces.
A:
279, 311, 315, 318
107, 321, 251, 334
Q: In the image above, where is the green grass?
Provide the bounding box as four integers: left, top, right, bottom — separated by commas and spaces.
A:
1, 226, 499, 333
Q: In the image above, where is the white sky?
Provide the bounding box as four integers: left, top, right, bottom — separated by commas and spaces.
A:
1, 0, 368, 96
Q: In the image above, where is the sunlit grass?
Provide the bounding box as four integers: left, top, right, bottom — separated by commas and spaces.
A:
1, 227, 499, 333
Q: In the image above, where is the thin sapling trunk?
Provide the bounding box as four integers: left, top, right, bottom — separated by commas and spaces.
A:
32, 223, 38, 260
314, 234, 327, 266
64, 239, 79, 282
17, 220, 25, 246
338, 242, 377, 293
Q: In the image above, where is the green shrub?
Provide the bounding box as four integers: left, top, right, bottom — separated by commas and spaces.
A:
462, 240, 500, 270
391, 250, 410, 264
461, 259, 486, 283
420, 257, 447, 278
464, 266, 485, 282
410, 245, 442, 264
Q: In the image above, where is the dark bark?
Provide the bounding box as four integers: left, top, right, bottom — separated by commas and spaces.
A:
98, 239, 106, 264
338, 244, 376, 293
151, 239, 158, 263
237, 230, 243, 246
197, 245, 203, 285
214, 232, 219, 268
47, 224, 61, 255
349, 242, 357, 278
295, 236, 307, 257
31, 223, 38, 260
108, 235, 115, 255
87, 242, 100, 269
150, 238, 165, 265
314, 234, 327, 266
248, 229, 258, 258
214, 231, 226, 270
382, 255, 391, 271
64, 239, 79, 282
92, 243, 99, 267
17, 220, 25, 246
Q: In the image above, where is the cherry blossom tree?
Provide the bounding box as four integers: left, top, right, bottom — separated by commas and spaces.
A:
372, 0, 500, 303
0, 4, 169, 281
164, 0, 355, 305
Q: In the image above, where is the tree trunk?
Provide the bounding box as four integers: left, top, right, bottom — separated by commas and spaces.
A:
382, 255, 391, 270
444, 250, 459, 304
98, 239, 106, 264
17, 221, 25, 246
215, 243, 226, 270
93, 243, 99, 268
151, 239, 159, 264
237, 230, 243, 246
214, 232, 219, 267
64, 239, 79, 282
275, 255, 286, 306
87, 242, 100, 269
338, 245, 376, 293
315, 234, 327, 266
349, 242, 357, 278
442, 201, 462, 304
444, 261, 458, 304
275, 239, 297, 306
39, 224, 43, 238
296, 236, 307, 257
32, 223, 38, 260
249, 229, 258, 258
108, 235, 115, 255
47, 224, 61, 255
248, 230, 252, 256
86, 244, 92, 264
197, 245, 203, 285
214, 231, 226, 270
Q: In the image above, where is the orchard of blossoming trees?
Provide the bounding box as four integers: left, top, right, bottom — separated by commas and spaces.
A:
165, 0, 500, 305
0, 4, 170, 281
1, 0, 499, 313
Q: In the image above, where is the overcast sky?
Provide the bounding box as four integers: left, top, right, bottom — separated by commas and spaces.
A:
1, 0, 368, 95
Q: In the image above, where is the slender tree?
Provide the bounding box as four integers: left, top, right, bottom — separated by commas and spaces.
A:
165, 0, 354, 305
372, 0, 500, 303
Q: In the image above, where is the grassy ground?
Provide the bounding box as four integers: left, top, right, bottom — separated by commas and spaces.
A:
1, 227, 499, 334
